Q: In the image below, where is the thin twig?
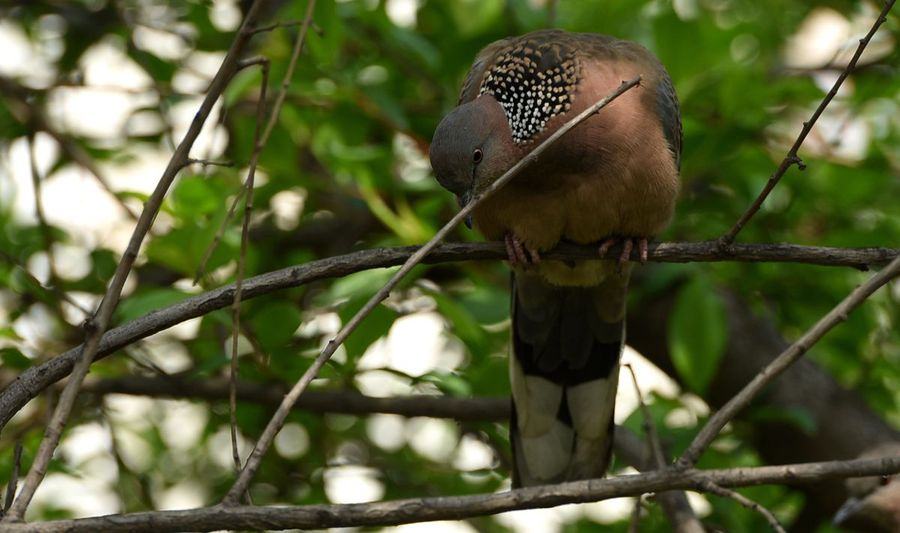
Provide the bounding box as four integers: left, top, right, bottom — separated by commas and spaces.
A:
221, 76, 644, 504
699, 481, 785, 533
194, 1, 317, 285
679, 252, 900, 467
720, 0, 895, 245
4, 457, 899, 533
628, 495, 643, 533
625, 364, 667, 469
625, 365, 705, 533
2, 442, 22, 514
1, 241, 897, 432
0, 0, 273, 521
229, 58, 270, 491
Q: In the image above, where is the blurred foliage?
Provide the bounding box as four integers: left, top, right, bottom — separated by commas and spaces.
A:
0, 0, 898, 530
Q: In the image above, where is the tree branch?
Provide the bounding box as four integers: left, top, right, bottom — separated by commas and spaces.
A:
678, 252, 900, 466
81, 376, 508, 420
5, 457, 899, 532
221, 77, 645, 503
720, 0, 896, 245
1, 242, 896, 432
1, 0, 274, 521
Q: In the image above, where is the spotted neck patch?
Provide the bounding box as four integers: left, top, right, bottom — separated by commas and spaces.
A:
479, 44, 580, 144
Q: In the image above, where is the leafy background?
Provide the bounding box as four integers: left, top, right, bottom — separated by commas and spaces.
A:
0, 0, 898, 531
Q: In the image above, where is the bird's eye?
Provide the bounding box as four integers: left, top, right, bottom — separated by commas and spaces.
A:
880, 475, 893, 486
473, 148, 483, 164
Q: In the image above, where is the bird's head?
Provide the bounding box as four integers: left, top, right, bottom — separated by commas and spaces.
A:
834, 443, 900, 532
429, 94, 518, 226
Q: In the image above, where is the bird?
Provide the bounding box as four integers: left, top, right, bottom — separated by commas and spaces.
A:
834, 443, 900, 532
429, 29, 681, 487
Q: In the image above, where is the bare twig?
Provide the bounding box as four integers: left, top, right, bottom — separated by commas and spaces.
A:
626, 364, 667, 469
699, 481, 785, 533
2, 442, 22, 514
229, 58, 270, 488
625, 365, 705, 533
221, 76, 645, 504
1, 241, 896, 432
1, 0, 273, 521
679, 252, 900, 467
4, 457, 899, 533
628, 495, 643, 533
720, 0, 896, 245
195, 0, 317, 285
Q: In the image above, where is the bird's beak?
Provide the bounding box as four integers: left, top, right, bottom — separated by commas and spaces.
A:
457, 190, 474, 229
833, 496, 862, 525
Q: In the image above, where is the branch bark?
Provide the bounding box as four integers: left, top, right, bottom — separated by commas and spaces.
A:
1, 242, 895, 432
81, 376, 510, 421
627, 280, 900, 528
2, 0, 274, 520
4, 457, 898, 533
679, 253, 900, 466
720, 0, 896, 244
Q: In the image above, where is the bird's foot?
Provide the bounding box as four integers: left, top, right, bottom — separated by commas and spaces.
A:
598, 236, 649, 270
504, 233, 541, 267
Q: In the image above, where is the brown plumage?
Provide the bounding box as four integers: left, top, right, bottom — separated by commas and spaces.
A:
430, 29, 681, 486
834, 443, 900, 532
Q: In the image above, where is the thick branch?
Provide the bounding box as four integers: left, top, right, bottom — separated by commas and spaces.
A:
1, 242, 896, 431
5, 457, 899, 533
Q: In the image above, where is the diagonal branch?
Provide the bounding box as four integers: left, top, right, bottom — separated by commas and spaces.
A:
678, 252, 900, 467
220, 77, 645, 503
1, 0, 274, 521
0, 242, 896, 433
720, 0, 895, 245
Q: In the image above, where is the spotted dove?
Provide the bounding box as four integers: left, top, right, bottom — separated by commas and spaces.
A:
834, 443, 900, 532
429, 29, 681, 486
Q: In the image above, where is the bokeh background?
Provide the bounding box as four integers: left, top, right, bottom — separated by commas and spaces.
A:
0, 1, 898, 531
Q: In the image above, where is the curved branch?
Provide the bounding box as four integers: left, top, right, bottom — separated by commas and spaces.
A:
0, 242, 896, 431
4, 457, 899, 532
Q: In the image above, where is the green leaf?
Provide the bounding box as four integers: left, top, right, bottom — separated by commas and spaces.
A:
116, 288, 188, 323
249, 301, 303, 352
667, 277, 728, 393
171, 176, 223, 217
337, 296, 397, 362
0, 347, 32, 370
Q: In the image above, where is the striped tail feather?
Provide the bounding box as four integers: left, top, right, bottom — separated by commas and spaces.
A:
509, 269, 627, 487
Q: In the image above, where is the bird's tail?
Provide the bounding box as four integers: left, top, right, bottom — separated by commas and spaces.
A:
509, 268, 627, 487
